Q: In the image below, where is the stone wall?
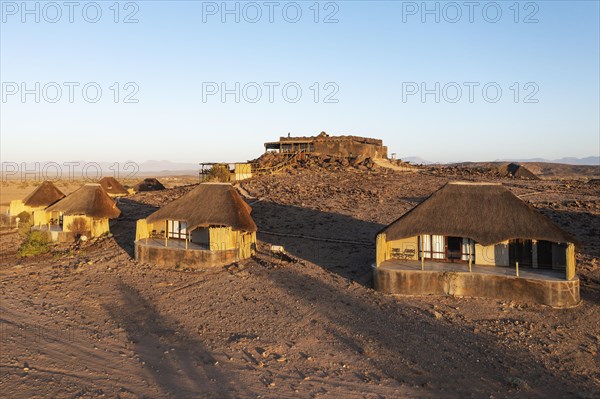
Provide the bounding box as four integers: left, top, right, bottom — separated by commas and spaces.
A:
374, 267, 580, 308
313, 140, 387, 159
135, 241, 240, 269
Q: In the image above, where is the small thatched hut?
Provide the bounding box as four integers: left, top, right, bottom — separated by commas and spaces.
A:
374, 182, 579, 306
376, 182, 577, 278
133, 178, 165, 192
37, 183, 121, 241
497, 163, 539, 180
135, 183, 257, 267
9, 181, 65, 220
98, 177, 129, 197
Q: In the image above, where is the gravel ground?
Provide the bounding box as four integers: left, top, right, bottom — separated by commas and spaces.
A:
1, 167, 598, 398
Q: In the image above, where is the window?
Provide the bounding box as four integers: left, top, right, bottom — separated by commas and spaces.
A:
460, 238, 475, 261
167, 220, 187, 239
420, 235, 445, 259
419, 235, 475, 262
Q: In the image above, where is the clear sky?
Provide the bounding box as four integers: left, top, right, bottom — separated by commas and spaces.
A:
1, 0, 599, 164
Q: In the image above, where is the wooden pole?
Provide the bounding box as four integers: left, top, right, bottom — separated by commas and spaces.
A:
165, 221, 168, 247
566, 243, 575, 280
468, 239, 472, 272
421, 235, 424, 271
516, 261, 519, 277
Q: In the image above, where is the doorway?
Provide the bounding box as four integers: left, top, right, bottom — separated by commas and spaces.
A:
447, 237, 462, 261
509, 239, 533, 267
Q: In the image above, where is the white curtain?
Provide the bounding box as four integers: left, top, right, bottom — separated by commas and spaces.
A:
461, 238, 474, 261
168, 220, 187, 239
432, 235, 445, 259
421, 235, 431, 259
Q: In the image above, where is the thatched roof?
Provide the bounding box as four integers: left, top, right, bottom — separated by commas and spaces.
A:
98, 177, 129, 195
498, 163, 539, 180
146, 183, 257, 232
46, 184, 121, 219
134, 178, 165, 192
380, 182, 576, 246
22, 181, 65, 207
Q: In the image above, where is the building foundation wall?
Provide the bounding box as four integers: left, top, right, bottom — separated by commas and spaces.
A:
135, 241, 242, 268
374, 267, 580, 308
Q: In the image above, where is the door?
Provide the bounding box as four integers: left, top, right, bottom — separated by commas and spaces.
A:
447, 237, 462, 261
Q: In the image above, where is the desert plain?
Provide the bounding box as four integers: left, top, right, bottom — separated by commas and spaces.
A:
0, 162, 599, 398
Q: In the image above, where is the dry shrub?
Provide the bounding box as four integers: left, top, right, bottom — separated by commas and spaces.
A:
17, 211, 32, 236
17, 230, 50, 257
17, 211, 31, 224
68, 217, 89, 238
207, 165, 231, 182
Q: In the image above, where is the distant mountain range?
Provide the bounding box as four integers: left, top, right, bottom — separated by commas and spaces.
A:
400, 156, 434, 165
495, 156, 599, 166
136, 160, 200, 172
401, 156, 599, 166
2, 156, 597, 179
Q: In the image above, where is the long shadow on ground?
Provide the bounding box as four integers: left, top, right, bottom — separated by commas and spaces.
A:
111, 198, 159, 258
104, 282, 250, 398
251, 200, 384, 284
261, 265, 596, 399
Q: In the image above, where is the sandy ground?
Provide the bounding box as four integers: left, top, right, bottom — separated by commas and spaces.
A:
1, 167, 599, 398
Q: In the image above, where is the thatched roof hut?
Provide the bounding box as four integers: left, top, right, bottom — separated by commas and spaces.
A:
98, 177, 129, 196
380, 182, 575, 246
22, 181, 65, 208
134, 178, 165, 192
46, 183, 121, 219
498, 163, 539, 180
146, 183, 256, 232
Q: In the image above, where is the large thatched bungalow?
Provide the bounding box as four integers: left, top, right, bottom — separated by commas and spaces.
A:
135, 183, 257, 268
9, 181, 65, 220
374, 182, 579, 307
35, 183, 121, 241
98, 176, 129, 197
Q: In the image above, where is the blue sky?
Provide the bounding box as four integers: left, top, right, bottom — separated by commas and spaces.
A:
1, 0, 599, 164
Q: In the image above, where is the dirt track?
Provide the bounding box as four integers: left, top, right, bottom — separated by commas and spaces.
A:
1, 168, 599, 398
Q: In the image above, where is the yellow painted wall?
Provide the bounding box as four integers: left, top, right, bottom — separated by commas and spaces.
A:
32, 210, 49, 226
62, 215, 110, 238
376, 233, 387, 266
136, 219, 149, 240
234, 164, 253, 181
91, 218, 110, 237
9, 201, 46, 219
378, 236, 512, 267
9, 200, 25, 216
386, 236, 419, 261
475, 244, 495, 266
238, 231, 256, 259
210, 226, 237, 250
566, 243, 576, 280
137, 218, 255, 260
474, 241, 509, 266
